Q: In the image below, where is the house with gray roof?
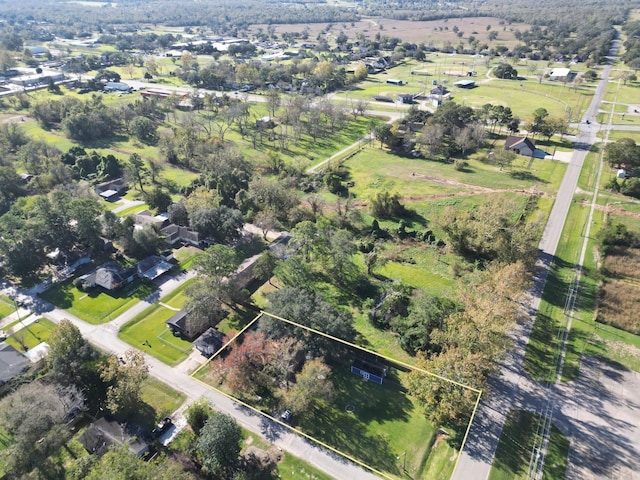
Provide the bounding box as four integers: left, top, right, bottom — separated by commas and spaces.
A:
0, 343, 29, 391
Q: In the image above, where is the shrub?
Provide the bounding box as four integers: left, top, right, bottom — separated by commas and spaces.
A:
186, 399, 212, 435
453, 160, 467, 171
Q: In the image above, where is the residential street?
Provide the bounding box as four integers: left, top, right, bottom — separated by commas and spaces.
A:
24, 272, 380, 480
453, 33, 640, 480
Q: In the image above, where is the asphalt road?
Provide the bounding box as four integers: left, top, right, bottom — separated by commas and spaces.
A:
34, 283, 380, 480
451, 35, 632, 480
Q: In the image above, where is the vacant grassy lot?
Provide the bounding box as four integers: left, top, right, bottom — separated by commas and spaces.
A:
6, 318, 57, 352
119, 303, 192, 366
41, 279, 156, 324
197, 314, 463, 479
345, 147, 566, 201
603, 80, 640, 104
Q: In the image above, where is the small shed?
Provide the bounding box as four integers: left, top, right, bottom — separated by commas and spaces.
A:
617, 168, 626, 179
454, 79, 476, 89
351, 359, 388, 385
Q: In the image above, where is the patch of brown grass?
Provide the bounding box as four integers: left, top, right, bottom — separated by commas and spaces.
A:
602, 247, 640, 280
598, 279, 640, 334
248, 17, 530, 45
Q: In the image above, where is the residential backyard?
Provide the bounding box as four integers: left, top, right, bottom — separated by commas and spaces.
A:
195, 314, 463, 480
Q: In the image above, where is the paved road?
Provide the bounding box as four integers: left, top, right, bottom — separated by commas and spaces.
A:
451, 34, 626, 480
39, 304, 379, 480
7, 264, 379, 480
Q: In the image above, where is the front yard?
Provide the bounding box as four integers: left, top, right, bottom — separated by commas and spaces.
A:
41, 279, 156, 324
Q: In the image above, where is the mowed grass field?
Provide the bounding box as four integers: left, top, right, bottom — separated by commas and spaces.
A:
344, 146, 567, 200
41, 279, 156, 324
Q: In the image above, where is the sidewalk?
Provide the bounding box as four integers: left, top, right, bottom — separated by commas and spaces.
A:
0, 308, 32, 330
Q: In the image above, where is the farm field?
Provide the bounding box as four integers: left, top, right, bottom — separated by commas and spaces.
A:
248, 17, 532, 46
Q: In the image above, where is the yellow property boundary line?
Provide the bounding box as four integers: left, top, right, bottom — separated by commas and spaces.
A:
191, 310, 483, 479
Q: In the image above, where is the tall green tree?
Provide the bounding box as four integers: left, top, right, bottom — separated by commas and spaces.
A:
197, 413, 242, 476
47, 320, 99, 387
99, 350, 149, 418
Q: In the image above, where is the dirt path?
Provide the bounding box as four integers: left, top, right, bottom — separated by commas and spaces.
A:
578, 199, 640, 220
2, 115, 31, 124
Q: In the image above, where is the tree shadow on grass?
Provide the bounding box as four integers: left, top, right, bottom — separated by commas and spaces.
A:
299, 403, 401, 475
509, 170, 549, 183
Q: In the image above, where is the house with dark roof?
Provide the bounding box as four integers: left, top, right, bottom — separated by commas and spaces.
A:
80, 417, 150, 457
161, 224, 200, 247
194, 327, 225, 357
82, 262, 129, 290
135, 255, 173, 281
82, 256, 173, 291
430, 85, 449, 97
0, 343, 29, 391
504, 136, 545, 157
165, 309, 204, 341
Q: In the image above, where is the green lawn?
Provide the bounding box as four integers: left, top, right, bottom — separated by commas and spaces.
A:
159, 278, 194, 309
543, 425, 570, 480
344, 147, 567, 202
130, 377, 187, 430
6, 318, 57, 352
115, 203, 150, 217
171, 245, 202, 270
0, 295, 15, 320
41, 279, 156, 324
489, 410, 539, 480
119, 303, 192, 366
603, 80, 640, 104
299, 369, 438, 479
